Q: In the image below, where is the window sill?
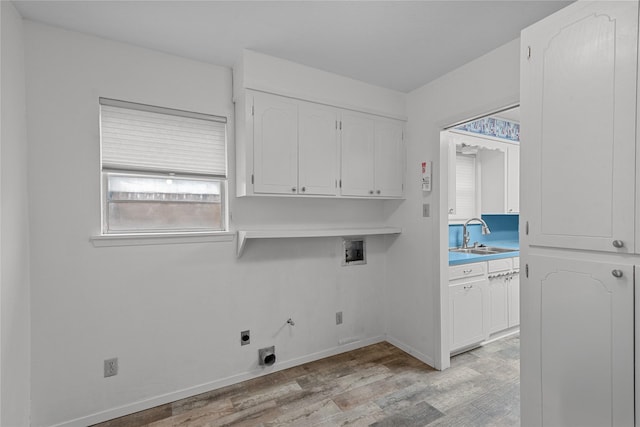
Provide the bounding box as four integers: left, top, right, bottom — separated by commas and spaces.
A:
90, 231, 235, 247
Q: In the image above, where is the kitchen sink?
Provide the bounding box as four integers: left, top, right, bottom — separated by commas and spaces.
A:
449, 246, 518, 255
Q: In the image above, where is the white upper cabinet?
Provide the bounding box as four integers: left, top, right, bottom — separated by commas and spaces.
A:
341, 113, 404, 197
298, 101, 339, 196
374, 119, 405, 197
447, 132, 518, 217
253, 92, 299, 195
340, 112, 376, 197
521, 1, 637, 253
238, 90, 404, 199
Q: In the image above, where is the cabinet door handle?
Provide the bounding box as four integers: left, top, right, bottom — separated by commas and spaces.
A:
291, 187, 297, 192
613, 240, 624, 248
301, 187, 306, 192
612, 269, 624, 278
376, 190, 381, 195
463, 269, 472, 274
369, 190, 374, 195
449, 208, 454, 214
463, 285, 473, 290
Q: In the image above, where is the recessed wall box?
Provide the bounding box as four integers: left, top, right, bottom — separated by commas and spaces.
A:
342, 238, 366, 266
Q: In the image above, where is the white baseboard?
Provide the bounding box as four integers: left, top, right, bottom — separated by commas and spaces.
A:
52, 335, 386, 427
384, 335, 436, 368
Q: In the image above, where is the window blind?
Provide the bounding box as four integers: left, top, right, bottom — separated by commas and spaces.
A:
455, 153, 476, 218
100, 98, 227, 176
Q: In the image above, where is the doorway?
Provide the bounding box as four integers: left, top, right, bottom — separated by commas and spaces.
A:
439, 105, 521, 369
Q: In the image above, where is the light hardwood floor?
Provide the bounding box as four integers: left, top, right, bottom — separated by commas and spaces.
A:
94, 335, 520, 427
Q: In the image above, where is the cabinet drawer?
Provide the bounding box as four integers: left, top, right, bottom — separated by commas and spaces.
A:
449, 262, 487, 280
513, 257, 520, 269
488, 258, 513, 273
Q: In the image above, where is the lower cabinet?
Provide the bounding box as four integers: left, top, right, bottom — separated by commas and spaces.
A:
488, 274, 509, 334
450, 256, 520, 353
487, 258, 520, 334
449, 278, 490, 351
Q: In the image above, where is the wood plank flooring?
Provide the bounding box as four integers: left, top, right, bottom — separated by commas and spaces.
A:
94, 335, 520, 427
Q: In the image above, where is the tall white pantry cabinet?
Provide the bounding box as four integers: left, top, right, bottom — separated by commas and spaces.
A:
520, 1, 638, 426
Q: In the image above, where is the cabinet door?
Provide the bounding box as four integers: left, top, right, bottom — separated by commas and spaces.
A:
340, 112, 375, 196
506, 145, 519, 213
478, 148, 506, 214
449, 279, 489, 351
523, 255, 634, 427
507, 272, 519, 327
488, 276, 509, 334
521, 1, 637, 252
298, 102, 339, 196
374, 119, 404, 197
253, 93, 298, 194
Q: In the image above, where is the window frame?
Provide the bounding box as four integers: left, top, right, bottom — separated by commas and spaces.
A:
96, 98, 231, 242
101, 170, 228, 235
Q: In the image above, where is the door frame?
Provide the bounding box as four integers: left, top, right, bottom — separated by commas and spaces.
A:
436, 102, 519, 370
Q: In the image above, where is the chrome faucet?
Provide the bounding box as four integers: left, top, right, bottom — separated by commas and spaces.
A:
462, 218, 491, 249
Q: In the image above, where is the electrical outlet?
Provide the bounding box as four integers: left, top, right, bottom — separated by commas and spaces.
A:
240, 330, 250, 346
336, 311, 343, 325
104, 357, 118, 378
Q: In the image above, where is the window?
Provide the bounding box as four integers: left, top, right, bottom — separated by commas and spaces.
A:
99, 98, 227, 234
455, 152, 477, 219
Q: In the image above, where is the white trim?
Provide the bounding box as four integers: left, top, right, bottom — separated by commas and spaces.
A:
99, 97, 227, 123
450, 328, 519, 357
90, 231, 234, 247
50, 335, 386, 427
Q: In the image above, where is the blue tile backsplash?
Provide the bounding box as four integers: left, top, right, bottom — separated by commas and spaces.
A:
449, 214, 519, 248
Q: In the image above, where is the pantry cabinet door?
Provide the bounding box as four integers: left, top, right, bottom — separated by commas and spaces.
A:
521, 1, 637, 253
253, 92, 298, 195
298, 102, 339, 196
524, 255, 634, 427
340, 112, 375, 196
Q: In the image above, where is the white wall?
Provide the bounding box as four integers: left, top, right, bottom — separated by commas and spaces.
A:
25, 22, 394, 427
236, 50, 406, 119
385, 39, 520, 368
1, 2, 31, 426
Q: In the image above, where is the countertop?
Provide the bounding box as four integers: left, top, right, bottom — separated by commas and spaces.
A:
448, 240, 519, 265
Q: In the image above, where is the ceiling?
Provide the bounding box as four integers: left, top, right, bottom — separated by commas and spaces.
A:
12, 1, 571, 93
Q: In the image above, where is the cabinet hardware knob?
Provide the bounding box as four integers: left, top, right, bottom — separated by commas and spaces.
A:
613, 240, 624, 248
612, 269, 624, 278
301, 187, 306, 192
463, 269, 472, 274
369, 190, 374, 194
508, 209, 513, 213
292, 187, 296, 192
449, 208, 454, 214
463, 285, 473, 290
376, 190, 381, 194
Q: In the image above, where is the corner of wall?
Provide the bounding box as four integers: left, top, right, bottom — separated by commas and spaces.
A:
1, 1, 32, 426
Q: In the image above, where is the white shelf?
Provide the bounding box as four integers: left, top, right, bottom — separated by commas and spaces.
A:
237, 226, 401, 257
